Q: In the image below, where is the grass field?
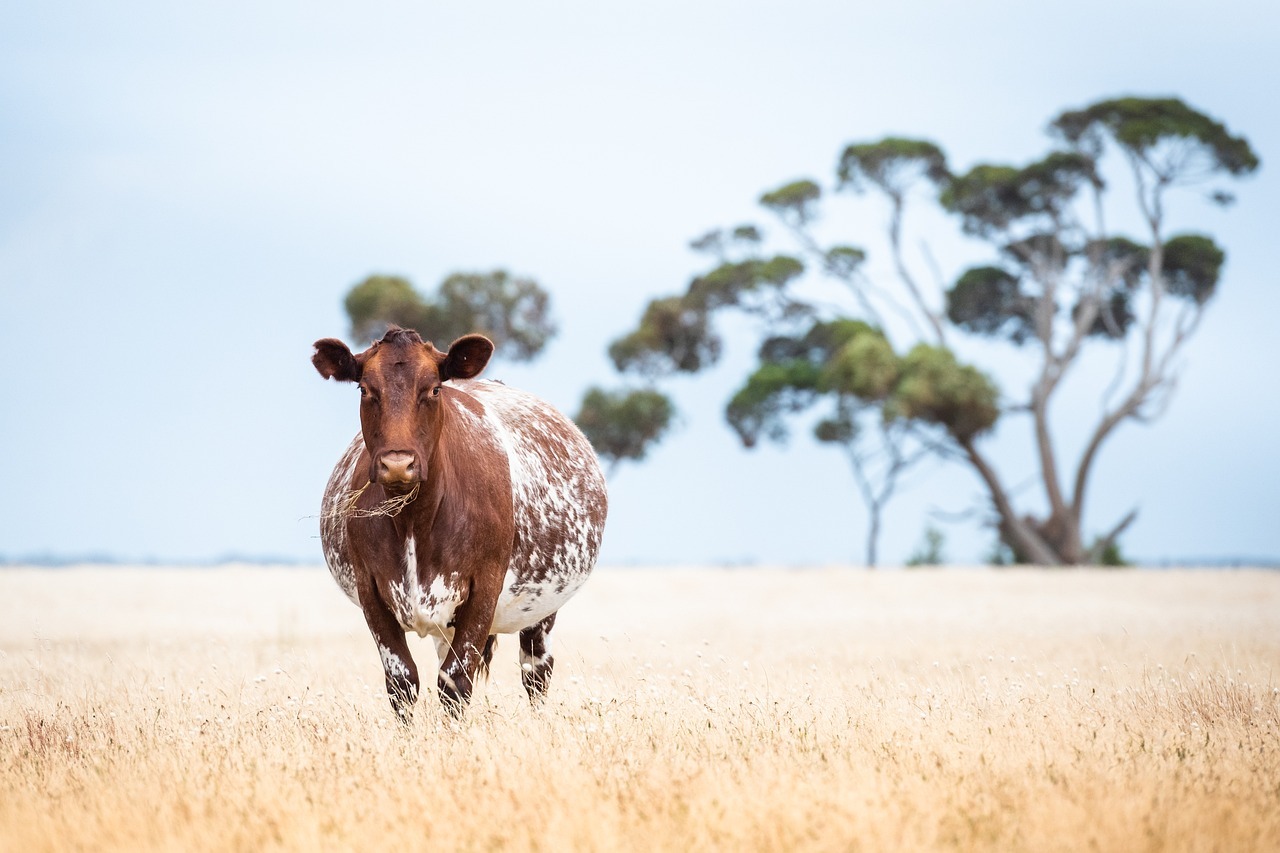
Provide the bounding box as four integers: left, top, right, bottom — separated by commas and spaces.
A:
1, 565, 1277, 851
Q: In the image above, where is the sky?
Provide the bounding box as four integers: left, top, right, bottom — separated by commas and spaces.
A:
2, 1, 1278, 566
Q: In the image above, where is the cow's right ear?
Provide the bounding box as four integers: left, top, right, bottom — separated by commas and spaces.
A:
312, 338, 362, 382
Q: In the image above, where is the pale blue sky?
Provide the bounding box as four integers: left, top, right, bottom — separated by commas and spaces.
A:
2, 1, 1277, 565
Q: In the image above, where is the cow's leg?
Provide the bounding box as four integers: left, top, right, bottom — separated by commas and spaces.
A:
519, 612, 557, 703
434, 590, 499, 716
359, 591, 419, 725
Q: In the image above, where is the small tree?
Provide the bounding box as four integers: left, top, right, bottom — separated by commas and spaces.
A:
574, 387, 676, 477
906, 526, 947, 567
343, 270, 556, 360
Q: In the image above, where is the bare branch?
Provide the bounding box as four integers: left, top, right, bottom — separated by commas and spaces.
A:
1087, 508, 1139, 563
886, 193, 947, 344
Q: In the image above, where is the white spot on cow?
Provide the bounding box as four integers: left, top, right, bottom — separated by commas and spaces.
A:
389, 535, 464, 638
320, 436, 364, 605
432, 635, 453, 666
491, 569, 588, 634
519, 633, 553, 670
378, 643, 411, 682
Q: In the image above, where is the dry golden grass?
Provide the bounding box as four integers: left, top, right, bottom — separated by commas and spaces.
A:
1, 565, 1277, 852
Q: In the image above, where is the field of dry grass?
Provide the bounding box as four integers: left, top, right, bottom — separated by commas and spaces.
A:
1, 565, 1277, 851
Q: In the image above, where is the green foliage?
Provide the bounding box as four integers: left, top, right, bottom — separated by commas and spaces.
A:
759, 255, 806, 286
1051, 97, 1259, 176
836, 137, 949, 194
345, 275, 428, 342
686, 256, 805, 311
759, 179, 822, 225
826, 245, 867, 277
1085, 236, 1150, 289
726, 318, 998, 448
690, 224, 764, 257
946, 266, 1036, 344
946, 227, 1202, 346
575, 387, 676, 472
609, 253, 810, 379
686, 261, 761, 311
1162, 234, 1225, 304
940, 152, 1096, 235
343, 271, 555, 361
434, 272, 555, 361
726, 360, 824, 447
727, 319, 889, 447
689, 229, 724, 255
906, 526, 947, 567
609, 296, 721, 377
937, 164, 1020, 234
1000, 232, 1071, 271
813, 410, 857, 445
824, 333, 899, 399
890, 345, 1000, 442
1090, 536, 1131, 567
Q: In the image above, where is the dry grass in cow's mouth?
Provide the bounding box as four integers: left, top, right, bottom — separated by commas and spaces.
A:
324, 482, 421, 520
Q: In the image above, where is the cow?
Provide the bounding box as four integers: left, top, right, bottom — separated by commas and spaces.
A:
311, 327, 608, 721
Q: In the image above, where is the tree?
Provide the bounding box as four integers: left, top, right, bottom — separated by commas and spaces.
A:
574, 387, 676, 477
600, 95, 1257, 565
906, 526, 947, 567
343, 270, 556, 360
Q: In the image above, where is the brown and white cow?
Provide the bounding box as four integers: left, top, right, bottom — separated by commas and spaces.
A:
312, 327, 607, 720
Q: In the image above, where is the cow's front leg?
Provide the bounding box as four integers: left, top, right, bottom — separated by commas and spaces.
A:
519, 612, 557, 703
434, 589, 498, 716
359, 589, 419, 724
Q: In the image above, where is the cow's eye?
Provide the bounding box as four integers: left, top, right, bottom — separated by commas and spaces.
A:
358, 385, 368, 397
432, 386, 442, 398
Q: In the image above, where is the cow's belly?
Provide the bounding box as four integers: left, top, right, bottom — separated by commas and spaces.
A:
490, 565, 593, 634
386, 564, 588, 640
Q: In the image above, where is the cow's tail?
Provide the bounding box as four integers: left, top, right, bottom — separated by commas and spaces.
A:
478, 635, 497, 680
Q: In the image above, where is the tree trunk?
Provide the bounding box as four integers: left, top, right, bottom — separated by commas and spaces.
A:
959, 438, 1063, 566
865, 504, 880, 569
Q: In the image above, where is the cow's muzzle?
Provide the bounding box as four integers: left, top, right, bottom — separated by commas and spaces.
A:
376, 451, 419, 490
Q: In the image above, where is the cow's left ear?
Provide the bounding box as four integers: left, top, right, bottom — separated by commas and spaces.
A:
439, 334, 494, 381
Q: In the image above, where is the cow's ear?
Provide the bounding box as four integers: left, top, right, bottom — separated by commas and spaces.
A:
312, 338, 362, 382
440, 334, 494, 381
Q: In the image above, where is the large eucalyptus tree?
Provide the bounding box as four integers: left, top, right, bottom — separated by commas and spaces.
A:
595, 96, 1258, 565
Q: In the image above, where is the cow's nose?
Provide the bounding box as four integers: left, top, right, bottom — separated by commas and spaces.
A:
377, 452, 418, 485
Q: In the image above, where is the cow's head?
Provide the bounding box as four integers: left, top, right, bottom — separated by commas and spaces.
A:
312, 327, 494, 492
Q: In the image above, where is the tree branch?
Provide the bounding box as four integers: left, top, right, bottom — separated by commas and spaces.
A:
1086, 508, 1138, 563
886, 192, 947, 344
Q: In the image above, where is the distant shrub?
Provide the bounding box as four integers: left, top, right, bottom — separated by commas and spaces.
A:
906, 526, 946, 567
